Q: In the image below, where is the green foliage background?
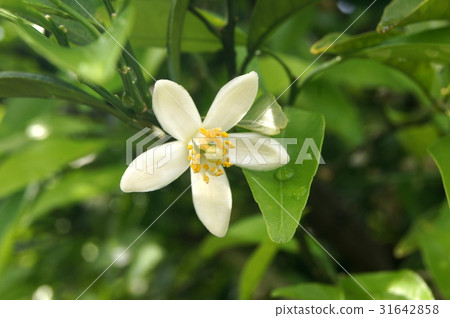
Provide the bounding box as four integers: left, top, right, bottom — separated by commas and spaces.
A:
0, 0, 449, 300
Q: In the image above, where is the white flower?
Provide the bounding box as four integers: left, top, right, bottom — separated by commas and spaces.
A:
120, 72, 289, 237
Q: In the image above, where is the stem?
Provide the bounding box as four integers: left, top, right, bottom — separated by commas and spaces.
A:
221, 0, 237, 78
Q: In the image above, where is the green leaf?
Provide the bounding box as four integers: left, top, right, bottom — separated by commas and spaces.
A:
247, 0, 320, 54
239, 240, 279, 299
200, 215, 299, 258
377, 0, 450, 34
340, 270, 434, 300
237, 93, 288, 136
167, 0, 189, 81
417, 204, 450, 298
0, 72, 110, 112
12, 4, 134, 83
272, 282, 344, 300
355, 27, 450, 64
243, 108, 325, 243
429, 136, 450, 208
26, 165, 123, 223
0, 137, 107, 199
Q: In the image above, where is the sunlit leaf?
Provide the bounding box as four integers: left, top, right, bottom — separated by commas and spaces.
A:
243, 108, 325, 243
237, 93, 288, 136
0, 137, 107, 199
340, 270, 434, 300
11, 4, 134, 83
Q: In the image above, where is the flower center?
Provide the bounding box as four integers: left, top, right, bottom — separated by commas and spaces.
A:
188, 127, 235, 184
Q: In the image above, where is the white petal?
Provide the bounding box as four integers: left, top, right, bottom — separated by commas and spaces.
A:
121, 141, 189, 192
191, 168, 232, 237
227, 133, 290, 170
202, 71, 258, 132
152, 80, 201, 141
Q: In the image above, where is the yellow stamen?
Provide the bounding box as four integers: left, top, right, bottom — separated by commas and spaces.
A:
200, 128, 209, 136
188, 155, 192, 161
203, 172, 209, 184
203, 163, 209, 170
211, 166, 216, 172
188, 145, 193, 150
221, 132, 228, 137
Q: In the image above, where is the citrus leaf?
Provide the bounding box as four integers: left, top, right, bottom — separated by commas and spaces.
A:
0, 72, 110, 112
12, 4, 134, 84
377, 0, 450, 34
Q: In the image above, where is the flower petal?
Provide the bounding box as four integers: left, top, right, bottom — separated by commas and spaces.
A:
121, 141, 189, 192
202, 71, 258, 132
227, 132, 290, 170
153, 79, 201, 141
191, 167, 232, 237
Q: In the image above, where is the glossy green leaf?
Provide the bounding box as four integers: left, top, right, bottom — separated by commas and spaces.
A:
247, 0, 320, 54
0, 72, 110, 112
239, 240, 279, 299
237, 93, 288, 136
12, 5, 134, 83
167, 0, 189, 81
0, 137, 106, 199
377, 0, 450, 34
340, 270, 434, 300
243, 108, 325, 243
429, 136, 450, 208
311, 31, 398, 56
272, 282, 344, 300
355, 27, 450, 64
27, 165, 123, 223
200, 215, 299, 258
418, 204, 450, 298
